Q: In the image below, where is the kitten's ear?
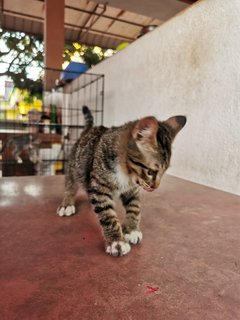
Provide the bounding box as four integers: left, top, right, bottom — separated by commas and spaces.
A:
163, 115, 187, 139
132, 116, 159, 142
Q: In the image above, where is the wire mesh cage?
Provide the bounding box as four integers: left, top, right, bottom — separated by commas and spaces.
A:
0, 65, 104, 177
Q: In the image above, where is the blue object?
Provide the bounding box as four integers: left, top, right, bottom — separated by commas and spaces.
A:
60, 62, 88, 81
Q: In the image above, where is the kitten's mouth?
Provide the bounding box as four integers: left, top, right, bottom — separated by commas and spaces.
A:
142, 186, 154, 192
136, 179, 154, 192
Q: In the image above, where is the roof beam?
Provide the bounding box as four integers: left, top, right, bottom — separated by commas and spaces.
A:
35, 0, 146, 28
3, 9, 135, 42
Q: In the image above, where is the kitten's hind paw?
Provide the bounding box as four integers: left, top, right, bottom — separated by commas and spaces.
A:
124, 230, 143, 244
17, 158, 23, 164
57, 205, 76, 217
106, 241, 131, 257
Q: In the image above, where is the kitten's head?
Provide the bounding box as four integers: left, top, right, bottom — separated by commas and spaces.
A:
126, 115, 186, 192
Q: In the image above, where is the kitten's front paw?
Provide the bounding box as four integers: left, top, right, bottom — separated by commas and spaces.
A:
57, 205, 76, 217
106, 241, 131, 257
124, 230, 143, 244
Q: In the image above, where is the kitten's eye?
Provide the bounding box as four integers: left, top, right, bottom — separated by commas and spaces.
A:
147, 169, 157, 176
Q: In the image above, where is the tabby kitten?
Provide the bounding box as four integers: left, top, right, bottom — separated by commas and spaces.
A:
57, 106, 186, 257
0, 134, 41, 164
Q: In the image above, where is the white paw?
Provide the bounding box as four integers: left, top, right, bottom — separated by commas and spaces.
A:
106, 241, 131, 257
57, 205, 76, 217
124, 230, 143, 244
17, 158, 23, 163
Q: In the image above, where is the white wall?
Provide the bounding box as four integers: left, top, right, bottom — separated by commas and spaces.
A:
76, 0, 240, 195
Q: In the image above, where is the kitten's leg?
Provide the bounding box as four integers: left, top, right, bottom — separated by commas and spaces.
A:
16, 155, 23, 163
13, 146, 23, 163
88, 181, 131, 257
57, 176, 78, 217
121, 189, 143, 245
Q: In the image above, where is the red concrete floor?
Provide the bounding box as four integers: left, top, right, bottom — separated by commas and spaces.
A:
0, 175, 240, 320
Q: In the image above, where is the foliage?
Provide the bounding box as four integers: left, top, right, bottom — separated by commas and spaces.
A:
0, 30, 44, 97
64, 42, 114, 68
0, 30, 114, 100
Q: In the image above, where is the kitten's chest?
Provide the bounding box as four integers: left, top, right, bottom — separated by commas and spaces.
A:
114, 164, 133, 193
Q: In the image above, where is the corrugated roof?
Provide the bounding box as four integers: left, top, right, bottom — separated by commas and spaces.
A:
1, 0, 163, 49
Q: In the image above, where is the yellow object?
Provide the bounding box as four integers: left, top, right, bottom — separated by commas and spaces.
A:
6, 109, 20, 120
54, 162, 63, 174
5, 88, 42, 121
18, 100, 42, 115
116, 42, 129, 51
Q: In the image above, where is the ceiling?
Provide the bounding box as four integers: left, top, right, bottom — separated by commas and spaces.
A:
1, 0, 197, 49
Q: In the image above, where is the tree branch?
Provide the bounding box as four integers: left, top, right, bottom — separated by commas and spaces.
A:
0, 50, 12, 58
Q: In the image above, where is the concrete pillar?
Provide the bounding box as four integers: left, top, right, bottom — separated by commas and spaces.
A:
44, 0, 65, 91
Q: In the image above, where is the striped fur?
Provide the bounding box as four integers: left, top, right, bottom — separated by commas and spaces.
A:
82, 105, 93, 129
57, 106, 186, 256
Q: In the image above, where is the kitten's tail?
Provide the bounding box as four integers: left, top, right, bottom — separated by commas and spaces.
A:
82, 105, 94, 129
